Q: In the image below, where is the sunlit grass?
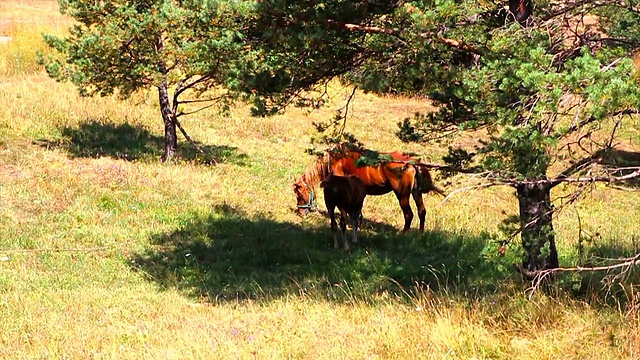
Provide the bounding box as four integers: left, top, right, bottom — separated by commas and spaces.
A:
1, 1, 640, 359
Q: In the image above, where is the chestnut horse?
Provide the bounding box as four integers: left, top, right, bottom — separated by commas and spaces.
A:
293, 146, 445, 232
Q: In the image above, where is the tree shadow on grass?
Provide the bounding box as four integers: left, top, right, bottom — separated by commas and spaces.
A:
35, 119, 248, 165
131, 204, 511, 302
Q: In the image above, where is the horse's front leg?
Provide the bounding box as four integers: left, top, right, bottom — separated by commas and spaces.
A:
328, 206, 340, 249
339, 210, 350, 251
350, 210, 360, 244
395, 192, 413, 232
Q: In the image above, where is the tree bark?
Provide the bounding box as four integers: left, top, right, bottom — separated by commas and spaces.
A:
516, 182, 559, 275
155, 35, 178, 162
158, 81, 178, 162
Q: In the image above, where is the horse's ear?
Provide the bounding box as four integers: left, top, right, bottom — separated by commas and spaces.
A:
320, 180, 327, 188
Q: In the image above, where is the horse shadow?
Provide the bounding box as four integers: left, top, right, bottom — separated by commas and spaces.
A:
34, 119, 248, 165
314, 208, 400, 234
131, 204, 510, 302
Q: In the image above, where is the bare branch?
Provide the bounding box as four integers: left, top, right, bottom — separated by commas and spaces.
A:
177, 103, 217, 117
178, 97, 226, 105
174, 117, 207, 158
328, 20, 482, 55
337, 86, 358, 136
606, 184, 640, 192
175, 74, 214, 98
409, 161, 480, 174
439, 183, 498, 204
527, 252, 640, 297
484, 169, 640, 189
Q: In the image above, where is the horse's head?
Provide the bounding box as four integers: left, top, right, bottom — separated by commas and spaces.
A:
293, 176, 317, 216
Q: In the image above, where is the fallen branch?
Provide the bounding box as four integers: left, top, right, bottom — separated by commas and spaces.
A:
542, 169, 640, 188
526, 252, 640, 297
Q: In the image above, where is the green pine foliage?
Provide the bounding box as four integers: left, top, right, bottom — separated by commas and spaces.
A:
39, 0, 254, 160
41, 0, 247, 97
235, 1, 640, 272
36, 0, 640, 272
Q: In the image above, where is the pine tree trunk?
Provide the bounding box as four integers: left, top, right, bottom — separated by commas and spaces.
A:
158, 81, 178, 162
155, 35, 177, 162
516, 182, 559, 275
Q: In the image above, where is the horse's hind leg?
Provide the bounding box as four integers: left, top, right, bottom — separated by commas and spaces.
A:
412, 191, 427, 232
395, 192, 414, 232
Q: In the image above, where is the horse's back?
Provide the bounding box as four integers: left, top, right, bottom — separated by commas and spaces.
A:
321, 174, 366, 210
330, 151, 415, 194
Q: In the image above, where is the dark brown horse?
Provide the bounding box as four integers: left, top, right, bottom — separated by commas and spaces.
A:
293, 146, 445, 232
320, 174, 367, 251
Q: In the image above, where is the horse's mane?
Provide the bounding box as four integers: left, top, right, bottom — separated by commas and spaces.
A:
300, 153, 330, 189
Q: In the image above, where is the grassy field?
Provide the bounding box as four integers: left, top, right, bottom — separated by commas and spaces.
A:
2, 1, 640, 359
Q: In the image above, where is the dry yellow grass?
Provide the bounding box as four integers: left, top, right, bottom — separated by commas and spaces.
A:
1, 2, 640, 359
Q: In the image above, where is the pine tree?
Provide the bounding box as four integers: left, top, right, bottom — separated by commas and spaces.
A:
40, 0, 248, 161
240, 0, 640, 276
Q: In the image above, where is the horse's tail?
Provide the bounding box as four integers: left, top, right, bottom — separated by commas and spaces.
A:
414, 164, 446, 197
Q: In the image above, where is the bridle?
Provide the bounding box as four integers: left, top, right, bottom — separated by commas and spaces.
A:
296, 179, 317, 211
296, 153, 332, 212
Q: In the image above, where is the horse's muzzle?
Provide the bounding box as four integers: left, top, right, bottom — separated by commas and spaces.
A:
296, 207, 311, 217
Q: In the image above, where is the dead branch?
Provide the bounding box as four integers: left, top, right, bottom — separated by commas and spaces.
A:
439, 182, 498, 204
329, 20, 482, 55
176, 102, 218, 117
606, 184, 640, 191
391, 160, 640, 187
337, 86, 358, 136
543, 0, 640, 22
527, 251, 640, 297
175, 74, 213, 98
174, 117, 206, 157
492, 168, 640, 188
178, 97, 226, 105
405, 161, 480, 174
